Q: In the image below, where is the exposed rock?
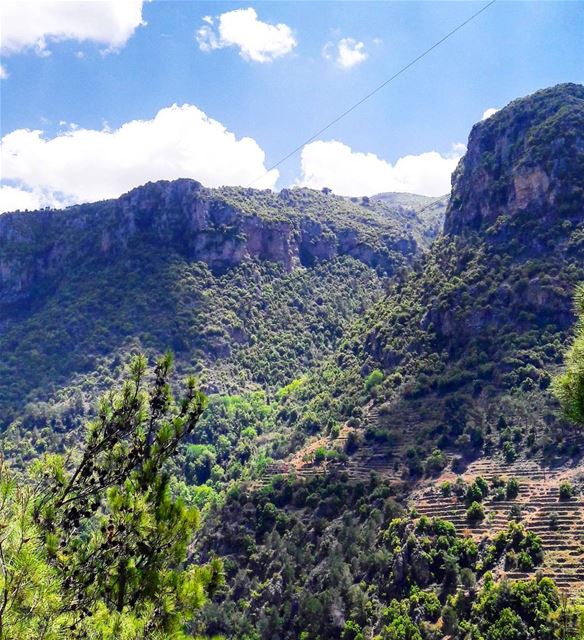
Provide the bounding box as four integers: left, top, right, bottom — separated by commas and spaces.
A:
0, 179, 434, 307
445, 83, 584, 238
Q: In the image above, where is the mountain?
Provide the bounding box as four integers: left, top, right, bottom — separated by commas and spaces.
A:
192, 83, 584, 638
0, 181, 444, 460
3, 82, 584, 639
372, 191, 448, 245
284, 82, 584, 466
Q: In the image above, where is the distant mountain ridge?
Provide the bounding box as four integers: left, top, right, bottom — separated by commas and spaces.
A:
0, 181, 444, 438
0, 181, 444, 309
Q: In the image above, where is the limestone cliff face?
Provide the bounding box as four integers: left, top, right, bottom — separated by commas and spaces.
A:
361, 84, 584, 385
445, 83, 584, 239
0, 180, 423, 307
426, 84, 584, 348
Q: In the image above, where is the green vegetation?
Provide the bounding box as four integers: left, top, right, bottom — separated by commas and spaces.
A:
466, 500, 485, 523
553, 284, 584, 426
2, 84, 584, 639
560, 480, 575, 500
0, 355, 222, 639
193, 472, 574, 639
270, 85, 584, 481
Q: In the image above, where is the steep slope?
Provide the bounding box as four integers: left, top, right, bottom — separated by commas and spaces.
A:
0, 182, 443, 449
192, 84, 584, 638
281, 83, 584, 469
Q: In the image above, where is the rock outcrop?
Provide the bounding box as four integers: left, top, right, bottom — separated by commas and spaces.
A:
445, 83, 584, 238
359, 83, 584, 401
0, 180, 432, 307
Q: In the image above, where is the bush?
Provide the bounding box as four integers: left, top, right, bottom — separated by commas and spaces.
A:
440, 481, 452, 497
425, 449, 448, 475
503, 441, 517, 462
475, 476, 489, 497
345, 430, 360, 455
559, 481, 574, 500
506, 478, 520, 499
517, 551, 534, 570
466, 478, 488, 504
454, 476, 467, 497
467, 501, 485, 523
509, 504, 522, 521
365, 369, 384, 391
549, 512, 559, 530
341, 621, 364, 640
492, 487, 506, 501
314, 447, 326, 464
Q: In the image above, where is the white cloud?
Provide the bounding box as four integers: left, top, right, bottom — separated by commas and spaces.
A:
0, 104, 279, 213
0, 64, 8, 79
323, 37, 368, 70
196, 7, 296, 63
481, 107, 499, 120
0, 186, 48, 212
0, 0, 146, 55
297, 140, 465, 197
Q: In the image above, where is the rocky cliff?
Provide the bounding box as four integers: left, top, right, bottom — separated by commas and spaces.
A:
445, 83, 584, 238
299, 83, 584, 463
0, 181, 441, 309
0, 180, 443, 430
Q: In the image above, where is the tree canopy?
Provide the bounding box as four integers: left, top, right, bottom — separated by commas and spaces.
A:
0, 354, 223, 639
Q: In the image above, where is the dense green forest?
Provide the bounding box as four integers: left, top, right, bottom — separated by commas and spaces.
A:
1, 84, 584, 638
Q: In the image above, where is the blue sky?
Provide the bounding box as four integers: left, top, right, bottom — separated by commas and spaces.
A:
1, 1, 583, 211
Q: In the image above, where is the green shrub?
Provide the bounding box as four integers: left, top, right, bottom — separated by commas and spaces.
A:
503, 441, 517, 462
365, 369, 384, 391
506, 478, 520, 499
549, 512, 559, 530
467, 501, 485, 523
314, 447, 326, 463
425, 449, 448, 475
440, 481, 452, 497
559, 481, 574, 500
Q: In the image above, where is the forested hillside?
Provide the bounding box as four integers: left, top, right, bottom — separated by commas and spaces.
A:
0, 183, 444, 459
192, 83, 584, 638
2, 83, 584, 640
268, 83, 584, 470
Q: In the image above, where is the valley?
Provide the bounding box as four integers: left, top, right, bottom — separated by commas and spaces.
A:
1, 82, 584, 639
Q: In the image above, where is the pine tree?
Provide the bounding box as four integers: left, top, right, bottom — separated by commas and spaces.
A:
0, 457, 64, 639
553, 285, 584, 425
0, 353, 223, 639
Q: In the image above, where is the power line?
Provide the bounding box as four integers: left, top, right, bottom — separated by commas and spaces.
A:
414, 193, 451, 216
247, 0, 497, 188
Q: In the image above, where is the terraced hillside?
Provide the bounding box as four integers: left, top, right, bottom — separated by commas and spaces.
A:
252, 84, 584, 602
412, 458, 584, 593
259, 406, 584, 595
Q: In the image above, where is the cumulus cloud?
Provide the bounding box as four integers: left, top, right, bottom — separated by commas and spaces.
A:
0, 186, 51, 212
322, 37, 368, 69
297, 140, 465, 197
0, 0, 146, 55
481, 107, 499, 120
0, 104, 279, 213
0, 64, 8, 79
196, 8, 296, 63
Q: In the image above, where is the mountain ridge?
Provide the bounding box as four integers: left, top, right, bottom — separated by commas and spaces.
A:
0, 181, 444, 309
0, 181, 445, 447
